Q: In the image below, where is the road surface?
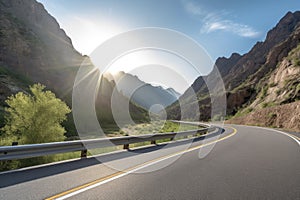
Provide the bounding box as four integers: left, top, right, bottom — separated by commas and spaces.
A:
0, 125, 299, 200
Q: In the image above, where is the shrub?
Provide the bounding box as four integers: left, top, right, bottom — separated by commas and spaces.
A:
268, 113, 277, 118
269, 82, 277, 87
2, 83, 71, 144
260, 86, 268, 100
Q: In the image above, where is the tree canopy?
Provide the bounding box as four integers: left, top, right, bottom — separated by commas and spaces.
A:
2, 83, 71, 144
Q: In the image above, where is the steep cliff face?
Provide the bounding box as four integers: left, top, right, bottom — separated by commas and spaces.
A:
0, 0, 85, 98
166, 11, 300, 127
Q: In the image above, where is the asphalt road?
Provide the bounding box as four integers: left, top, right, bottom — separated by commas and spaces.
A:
0, 125, 299, 200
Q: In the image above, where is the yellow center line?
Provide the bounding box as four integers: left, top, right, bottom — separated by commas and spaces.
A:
46, 126, 237, 200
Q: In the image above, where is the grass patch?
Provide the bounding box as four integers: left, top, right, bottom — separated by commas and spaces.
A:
268, 113, 277, 118
261, 102, 276, 108
275, 89, 281, 96
269, 82, 277, 87
260, 86, 268, 100
294, 58, 300, 66
233, 107, 254, 118
120, 121, 201, 136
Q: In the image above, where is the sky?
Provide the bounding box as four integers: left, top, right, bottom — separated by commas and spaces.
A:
37, 0, 300, 93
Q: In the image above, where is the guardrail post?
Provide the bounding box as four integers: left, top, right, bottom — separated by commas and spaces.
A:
12, 142, 18, 146
81, 149, 87, 158
123, 144, 129, 149
0, 124, 212, 161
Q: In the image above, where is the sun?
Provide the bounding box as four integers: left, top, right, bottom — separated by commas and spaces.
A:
61, 16, 123, 55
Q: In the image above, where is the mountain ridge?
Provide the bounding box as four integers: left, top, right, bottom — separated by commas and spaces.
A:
111, 71, 180, 113
166, 11, 300, 132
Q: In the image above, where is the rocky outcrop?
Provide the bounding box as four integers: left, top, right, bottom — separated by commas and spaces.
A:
215, 53, 242, 77
223, 11, 300, 91
227, 101, 300, 132
166, 11, 300, 123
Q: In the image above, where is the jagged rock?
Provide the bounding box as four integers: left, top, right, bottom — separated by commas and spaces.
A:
166, 11, 300, 127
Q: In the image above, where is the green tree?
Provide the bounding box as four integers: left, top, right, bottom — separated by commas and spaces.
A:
2, 83, 71, 144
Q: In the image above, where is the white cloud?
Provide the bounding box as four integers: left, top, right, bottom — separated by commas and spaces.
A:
183, 1, 261, 38
184, 1, 206, 16
202, 20, 260, 38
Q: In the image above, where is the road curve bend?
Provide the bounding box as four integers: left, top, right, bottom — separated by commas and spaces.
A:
0, 125, 299, 200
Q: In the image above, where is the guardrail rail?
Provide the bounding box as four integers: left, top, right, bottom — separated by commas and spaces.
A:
0, 123, 216, 161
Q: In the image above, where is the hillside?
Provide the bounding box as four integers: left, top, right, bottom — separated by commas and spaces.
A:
0, 0, 149, 137
0, 0, 84, 97
166, 11, 300, 131
227, 43, 300, 131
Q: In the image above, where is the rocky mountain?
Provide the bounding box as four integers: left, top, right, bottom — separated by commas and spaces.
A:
166, 11, 300, 131
112, 71, 180, 113
0, 0, 85, 98
227, 42, 300, 131
0, 0, 149, 136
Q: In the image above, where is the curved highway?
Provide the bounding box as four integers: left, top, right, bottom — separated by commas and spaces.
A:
0, 125, 299, 200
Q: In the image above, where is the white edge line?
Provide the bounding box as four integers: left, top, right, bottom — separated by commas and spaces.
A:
55, 128, 235, 200
231, 124, 300, 146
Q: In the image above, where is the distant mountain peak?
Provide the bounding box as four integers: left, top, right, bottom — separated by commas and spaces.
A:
265, 11, 300, 46
166, 87, 181, 99
110, 71, 181, 113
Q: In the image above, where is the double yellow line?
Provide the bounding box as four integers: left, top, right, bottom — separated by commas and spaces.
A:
46, 126, 237, 200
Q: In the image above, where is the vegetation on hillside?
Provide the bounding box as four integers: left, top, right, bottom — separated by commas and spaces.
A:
119, 121, 201, 136
227, 43, 300, 131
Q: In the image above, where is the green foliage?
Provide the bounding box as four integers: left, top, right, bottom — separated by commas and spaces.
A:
275, 89, 281, 96
295, 58, 300, 66
2, 83, 71, 144
233, 107, 253, 118
260, 86, 268, 100
261, 102, 276, 108
269, 82, 277, 87
118, 121, 200, 136
297, 84, 300, 92
261, 102, 268, 108
211, 114, 223, 121
245, 107, 254, 113
286, 44, 300, 67
268, 113, 277, 118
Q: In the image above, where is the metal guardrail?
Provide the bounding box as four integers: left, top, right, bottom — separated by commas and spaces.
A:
0, 124, 215, 161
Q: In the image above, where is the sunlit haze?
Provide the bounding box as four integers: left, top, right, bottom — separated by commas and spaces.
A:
38, 0, 300, 91
106, 50, 200, 93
